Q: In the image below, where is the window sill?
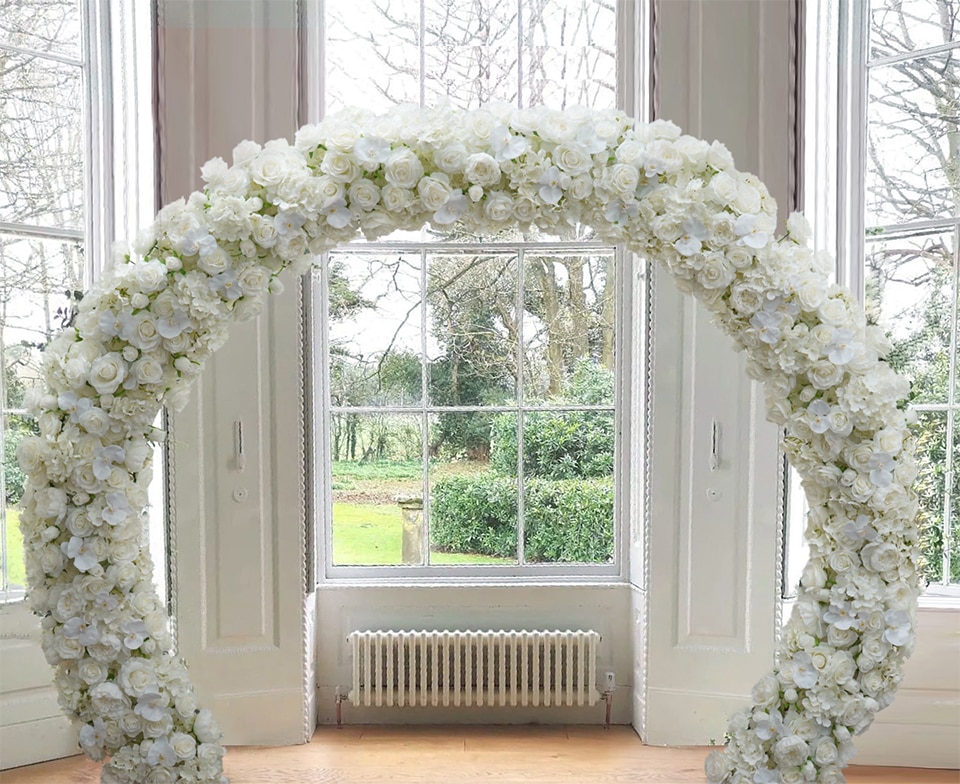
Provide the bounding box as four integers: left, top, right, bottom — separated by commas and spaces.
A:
315, 575, 630, 590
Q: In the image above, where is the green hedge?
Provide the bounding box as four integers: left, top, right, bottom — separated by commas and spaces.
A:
431, 473, 613, 563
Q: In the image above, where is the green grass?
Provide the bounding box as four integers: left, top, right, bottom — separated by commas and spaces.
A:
331, 502, 512, 566
3, 507, 26, 589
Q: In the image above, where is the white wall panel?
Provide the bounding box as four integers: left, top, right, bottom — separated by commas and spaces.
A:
641, 0, 793, 745
158, 0, 313, 745
316, 585, 633, 725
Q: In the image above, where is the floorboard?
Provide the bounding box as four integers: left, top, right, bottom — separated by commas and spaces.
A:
2, 726, 957, 784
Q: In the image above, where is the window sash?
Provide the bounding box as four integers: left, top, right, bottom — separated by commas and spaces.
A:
309, 0, 646, 581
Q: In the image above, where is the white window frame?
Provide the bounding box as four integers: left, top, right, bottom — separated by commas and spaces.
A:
303, 0, 650, 583
797, 0, 960, 599
0, 0, 156, 603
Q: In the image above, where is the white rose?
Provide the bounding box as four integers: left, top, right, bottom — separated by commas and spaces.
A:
697, 254, 735, 290
417, 174, 452, 211
35, 487, 68, 520
348, 179, 381, 211
193, 708, 222, 743
569, 175, 593, 200
236, 265, 270, 296
320, 149, 359, 182
133, 356, 165, 386
704, 750, 733, 783
708, 172, 739, 205
79, 658, 108, 686
751, 674, 780, 708
16, 436, 46, 473
249, 148, 291, 188
483, 192, 514, 222
435, 143, 468, 174
553, 142, 591, 175
860, 541, 900, 573
384, 148, 424, 189
134, 260, 169, 294
117, 711, 142, 737
89, 353, 127, 395
808, 360, 844, 390
828, 550, 857, 574
463, 153, 502, 187
774, 735, 810, 767
615, 139, 645, 166
734, 181, 762, 214
707, 141, 734, 170
381, 184, 414, 213
786, 212, 812, 244
169, 731, 197, 760
250, 214, 279, 248
875, 428, 903, 455
108, 539, 140, 563
819, 297, 850, 326
606, 163, 639, 195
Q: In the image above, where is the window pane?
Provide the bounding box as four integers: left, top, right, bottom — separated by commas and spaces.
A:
869, 1, 959, 60
865, 52, 958, 227
330, 413, 424, 566
324, 0, 420, 114
429, 412, 517, 564
327, 254, 423, 408
0, 0, 82, 59
523, 253, 616, 402
522, 409, 614, 563
426, 253, 519, 406
914, 410, 948, 584
1, 233, 85, 401
423, 0, 519, 108
950, 424, 960, 584
865, 231, 954, 404
3, 412, 34, 595
0, 52, 85, 230
521, 0, 617, 109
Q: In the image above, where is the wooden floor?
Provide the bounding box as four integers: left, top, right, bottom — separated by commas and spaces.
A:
2, 726, 957, 784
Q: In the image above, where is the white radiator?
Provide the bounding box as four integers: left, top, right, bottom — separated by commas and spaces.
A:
346, 630, 601, 708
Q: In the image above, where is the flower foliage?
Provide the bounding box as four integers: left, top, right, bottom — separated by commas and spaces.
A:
17, 103, 921, 783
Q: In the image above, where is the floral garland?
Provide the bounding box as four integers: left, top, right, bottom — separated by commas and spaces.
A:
17, 104, 921, 783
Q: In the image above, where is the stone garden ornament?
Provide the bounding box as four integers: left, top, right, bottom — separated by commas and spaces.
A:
17, 104, 922, 783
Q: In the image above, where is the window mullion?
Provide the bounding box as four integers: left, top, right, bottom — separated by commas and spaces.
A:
517, 248, 526, 566
421, 247, 430, 565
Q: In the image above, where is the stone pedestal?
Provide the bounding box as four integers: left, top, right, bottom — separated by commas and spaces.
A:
396, 495, 424, 565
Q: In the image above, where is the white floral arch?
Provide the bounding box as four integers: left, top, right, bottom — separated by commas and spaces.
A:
17, 104, 922, 784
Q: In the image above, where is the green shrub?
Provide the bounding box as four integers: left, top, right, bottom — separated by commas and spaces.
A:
431, 474, 518, 558
430, 473, 613, 563
490, 409, 614, 480
524, 478, 614, 563
490, 362, 614, 480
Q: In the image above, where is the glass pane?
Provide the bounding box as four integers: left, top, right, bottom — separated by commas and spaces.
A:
324, 0, 420, 113
865, 52, 958, 227
327, 254, 423, 407
3, 412, 34, 596
865, 231, 954, 404
0, 53, 85, 230
950, 423, 960, 584
426, 253, 519, 406
521, 0, 617, 109
0, 0, 82, 59
914, 410, 947, 584
523, 253, 616, 403
330, 413, 424, 566
522, 409, 614, 563
1, 233, 86, 400
428, 413, 517, 564
869, 1, 959, 60
422, 0, 519, 108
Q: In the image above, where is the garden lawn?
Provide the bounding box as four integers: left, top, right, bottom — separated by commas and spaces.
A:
332, 502, 512, 566
3, 507, 26, 588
